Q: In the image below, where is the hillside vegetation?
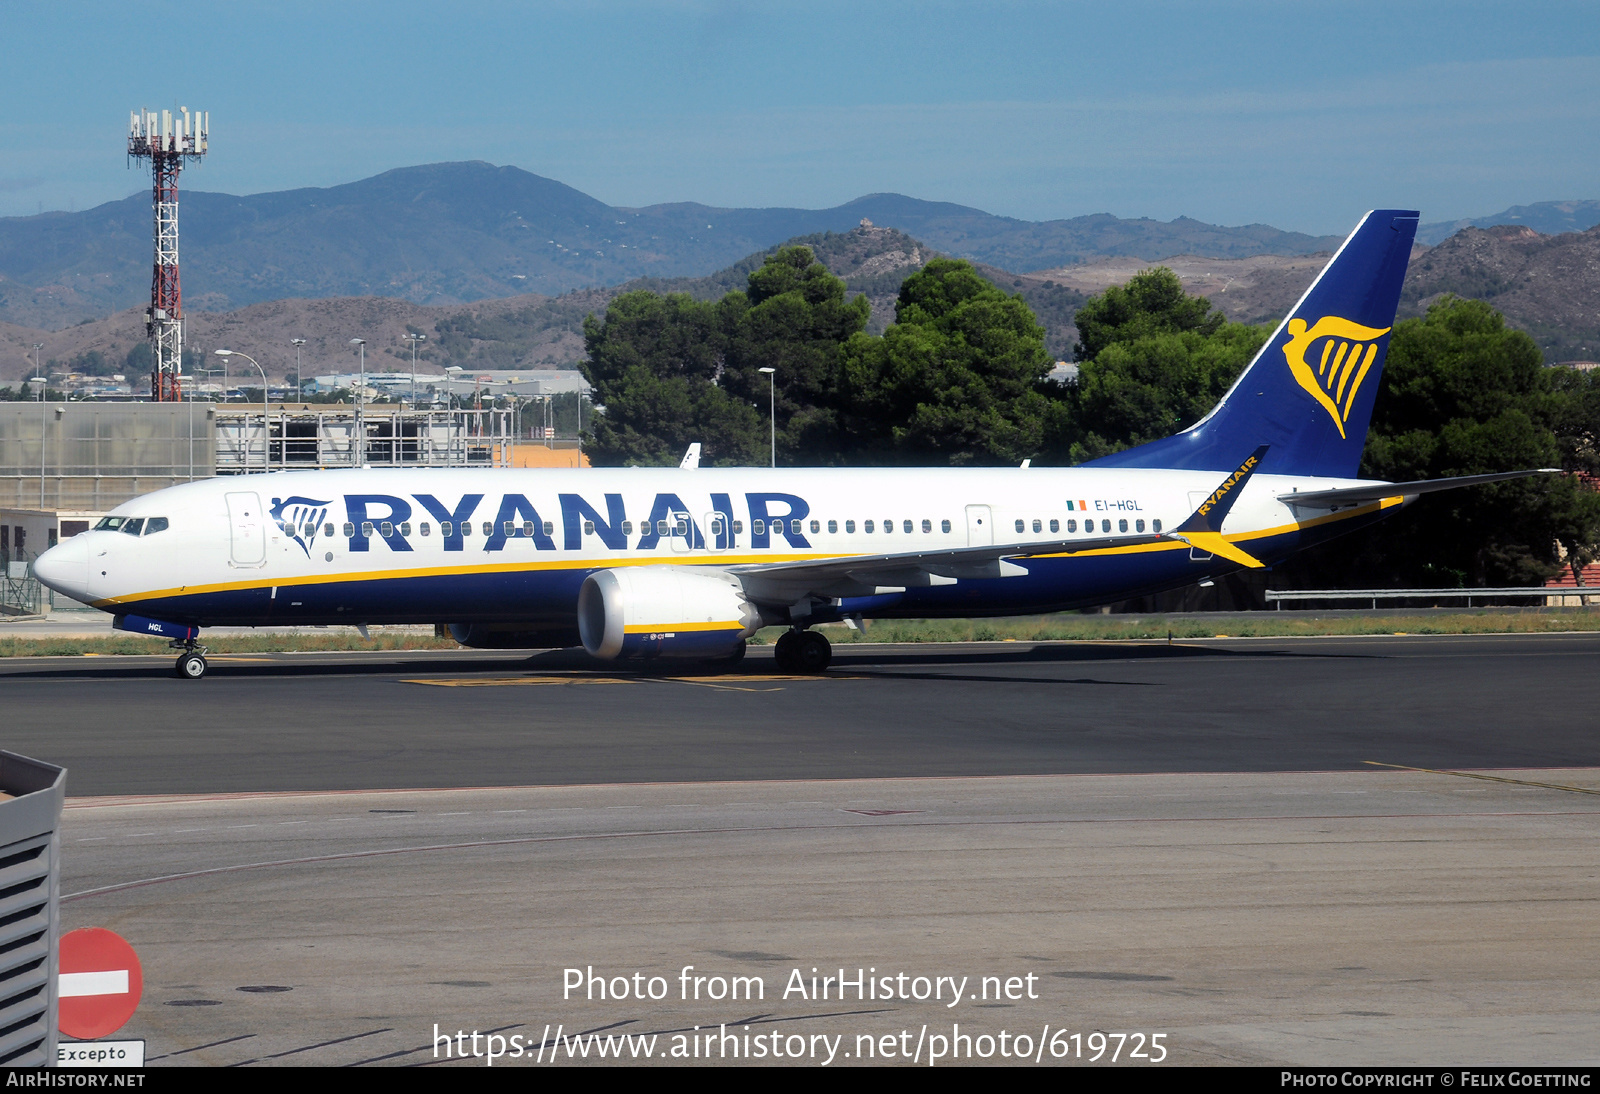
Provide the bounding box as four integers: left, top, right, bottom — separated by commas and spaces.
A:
3, 223, 1087, 382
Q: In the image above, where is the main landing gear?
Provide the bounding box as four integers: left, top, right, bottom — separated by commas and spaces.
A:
172, 638, 210, 680
773, 628, 831, 673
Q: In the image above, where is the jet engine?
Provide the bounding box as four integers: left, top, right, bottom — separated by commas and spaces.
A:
578, 567, 762, 661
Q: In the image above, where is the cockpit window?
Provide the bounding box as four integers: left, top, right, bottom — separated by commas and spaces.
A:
119, 518, 145, 536
94, 516, 126, 531
144, 517, 169, 535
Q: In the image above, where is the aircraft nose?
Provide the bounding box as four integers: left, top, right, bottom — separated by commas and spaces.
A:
32, 535, 90, 599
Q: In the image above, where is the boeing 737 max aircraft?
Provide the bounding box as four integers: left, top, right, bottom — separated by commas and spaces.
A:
32, 210, 1555, 678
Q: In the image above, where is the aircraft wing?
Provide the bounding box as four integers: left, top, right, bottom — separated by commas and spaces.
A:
727, 532, 1167, 603
1279, 469, 1562, 508
728, 446, 1282, 604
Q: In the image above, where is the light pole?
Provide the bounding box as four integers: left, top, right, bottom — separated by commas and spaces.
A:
758, 367, 776, 468
349, 338, 366, 467
406, 333, 425, 407
444, 366, 463, 413
31, 342, 44, 500
291, 338, 306, 400
30, 374, 46, 507
215, 350, 268, 474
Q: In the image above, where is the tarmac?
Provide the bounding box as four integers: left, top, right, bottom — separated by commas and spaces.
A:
9, 633, 1598, 1066
60, 767, 1600, 1067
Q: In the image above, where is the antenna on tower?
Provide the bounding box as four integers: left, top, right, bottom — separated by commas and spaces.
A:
128, 107, 208, 402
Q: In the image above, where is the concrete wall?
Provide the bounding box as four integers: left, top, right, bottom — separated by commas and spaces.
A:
0, 402, 215, 511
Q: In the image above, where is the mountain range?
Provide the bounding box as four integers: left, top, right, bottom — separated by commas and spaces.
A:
0, 161, 1345, 329
3, 161, 1597, 380
12, 215, 1599, 390
1415, 201, 1600, 247
0, 223, 1087, 382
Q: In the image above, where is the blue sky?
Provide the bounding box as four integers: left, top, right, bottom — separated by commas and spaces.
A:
4, 0, 1597, 234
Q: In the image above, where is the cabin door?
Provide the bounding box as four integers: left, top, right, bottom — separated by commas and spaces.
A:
227, 491, 267, 567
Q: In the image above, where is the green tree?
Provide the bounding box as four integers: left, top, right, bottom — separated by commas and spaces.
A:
124, 343, 153, 375
840, 258, 1053, 464
1285, 296, 1600, 587
718, 245, 870, 460
580, 291, 762, 466
1047, 268, 1267, 462
1073, 266, 1224, 362
581, 247, 869, 466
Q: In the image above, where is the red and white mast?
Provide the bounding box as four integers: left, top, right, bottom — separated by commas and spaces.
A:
128, 107, 208, 402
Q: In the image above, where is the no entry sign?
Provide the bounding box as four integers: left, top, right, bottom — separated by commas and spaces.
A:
58, 928, 143, 1040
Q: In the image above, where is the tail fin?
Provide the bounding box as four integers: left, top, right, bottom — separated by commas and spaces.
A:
1084, 209, 1419, 478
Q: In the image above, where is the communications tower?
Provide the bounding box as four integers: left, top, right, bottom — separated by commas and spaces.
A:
128, 107, 208, 401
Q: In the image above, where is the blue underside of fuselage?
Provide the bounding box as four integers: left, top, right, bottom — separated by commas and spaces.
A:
114, 510, 1386, 632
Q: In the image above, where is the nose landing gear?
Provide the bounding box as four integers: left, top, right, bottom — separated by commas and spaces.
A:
171, 638, 210, 680
773, 628, 832, 673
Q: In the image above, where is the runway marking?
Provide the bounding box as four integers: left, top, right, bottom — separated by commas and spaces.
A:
350, 1022, 522, 1067
656, 677, 784, 693
147, 1033, 257, 1061
262, 1027, 393, 1061
1364, 761, 1600, 796
401, 676, 640, 687
673, 673, 857, 683
399, 672, 855, 689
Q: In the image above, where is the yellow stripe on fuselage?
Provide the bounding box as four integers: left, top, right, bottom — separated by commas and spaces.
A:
89, 550, 841, 608
94, 497, 1403, 610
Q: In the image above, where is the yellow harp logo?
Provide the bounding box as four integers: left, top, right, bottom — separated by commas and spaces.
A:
1282, 316, 1391, 438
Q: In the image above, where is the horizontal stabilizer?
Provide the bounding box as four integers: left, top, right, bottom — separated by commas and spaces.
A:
1163, 531, 1266, 569
1161, 446, 1272, 568
1279, 469, 1562, 508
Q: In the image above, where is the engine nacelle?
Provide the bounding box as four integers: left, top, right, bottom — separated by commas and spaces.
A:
578, 567, 761, 661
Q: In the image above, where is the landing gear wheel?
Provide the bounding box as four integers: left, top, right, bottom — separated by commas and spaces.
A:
794, 630, 832, 673
175, 651, 207, 680
773, 631, 800, 672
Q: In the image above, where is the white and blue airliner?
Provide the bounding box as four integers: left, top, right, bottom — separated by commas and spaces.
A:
32, 210, 1553, 678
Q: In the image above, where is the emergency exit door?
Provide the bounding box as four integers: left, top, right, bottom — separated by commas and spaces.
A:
965, 505, 993, 546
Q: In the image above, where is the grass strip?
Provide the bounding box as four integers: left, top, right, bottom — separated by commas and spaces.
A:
3, 608, 1598, 657
753, 608, 1600, 645
0, 633, 459, 657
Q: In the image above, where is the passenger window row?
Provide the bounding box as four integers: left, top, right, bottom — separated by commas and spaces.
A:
1012, 517, 1163, 535
321, 513, 1175, 546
